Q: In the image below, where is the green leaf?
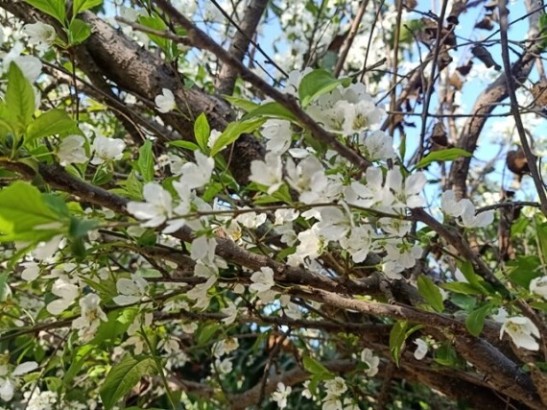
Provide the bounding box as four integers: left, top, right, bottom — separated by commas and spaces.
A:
197, 322, 219, 346
224, 96, 259, 112
457, 261, 491, 295
536, 220, 547, 266
0, 272, 9, 302
302, 356, 333, 378
63, 344, 94, 386
389, 320, 408, 367
68, 18, 91, 45
416, 148, 472, 169
5, 63, 35, 131
0, 182, 66, 242
72, 0, 102, 16
137, 14, 170, 56
242, 101, 297, 122
26, 109, 79, 143
167, 140, 199, 151
194, 113, 210, 153
210, 118, 265, 156
69, 217, 98, 239
434, 343, 460, 367
298, 69, 345, 107
417, 275, 445, 313
507, 256, 542, 288
92, 309, 139, 345
442, 282, 484, 296
100, 355, 157, 410
137, 140, 154, 183
24, 0, 66, 24
465, 303, 493, 337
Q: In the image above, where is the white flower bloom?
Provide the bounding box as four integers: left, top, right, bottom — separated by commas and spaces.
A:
113, 273, 148, 306
91, 135, 125, 164
47, 277, 80, 315
155, 88, 176, 113
190, 235, 217, 266
72, 293, 107, 341
214, 358, 233, 375
288, 225, 324, 266
127, 183, 173, 228
23, 22, 56, 48
187, 276, 216, 309
441, 190, 465, 217
530, 276, 547, 299
263, 119, 292, 153
322, 396, 342, 410
360, 348, 379, 376
212, 337, 239, 358
460, 201, 494, 228
21, 262, 40, 282
179, 151, 214, 190
0, 361, 38, 401
339, 225, 374, 263
58, 135, 87, 166
385, 167, 426, 209
383, 240, 422, 278
324, 376, 347, 396
413, 338, 428, 360
250, 267, 275, 293
221, 301, 237, 325
344, 166, 387, 210
360, 130, 396, 161
274, 209, 299, 225
250, 152, 283, 194
271, 382, 291, 409
500, 316, 540, 351
236, 211, 267, 228
316, 207, 351, 241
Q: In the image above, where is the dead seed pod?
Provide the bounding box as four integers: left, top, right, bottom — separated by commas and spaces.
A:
506, 148, 530, 182
471, 45, 501, 70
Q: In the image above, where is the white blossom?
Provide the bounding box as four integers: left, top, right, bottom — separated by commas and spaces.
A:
23, 22, 56, 48
324, 376, 347, 396
127, 182, 173, 228
360, 348, 379, 376
360, 130, 396, 161
91, 135, 125, 164
113, 273, 148, 306
413, 338, 428, 360
47, 277, 79, 315
263, 119, 292, 153
250, 152, 283, 194
57, 135, 87, 166
0, 361, 38, 401
271, 382, 291, 409
179, 151, 214, 190
155, 88, 176, 113
250, 267, 275, 293
530, 276, 547, 299
500, 316, 540, 351
72, 293, 107, 341
220, 301, 238, 325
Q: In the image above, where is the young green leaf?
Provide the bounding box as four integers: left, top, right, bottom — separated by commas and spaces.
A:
416, 148, 472, 169
137, 140, 154, 182
298, 69, 345, 107
5, 63, 35, 131
100, 355, 157, 410
0, 182, 66, 242
465, 303, 493, 337
302, 355, 333, 378
72, 0, 103, 16
417, 275, 445, 312
24, 0, 66, 24
194, 113, 211, 153
26, 109, 79, 143
68, 18, 92, 45
210, 118, 265, 156
389, 320, 408, 367
242, 101, 297, 122
224, 96, 259, 112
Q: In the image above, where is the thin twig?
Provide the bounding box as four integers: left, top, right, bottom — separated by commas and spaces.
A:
498, 0, 547, 216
